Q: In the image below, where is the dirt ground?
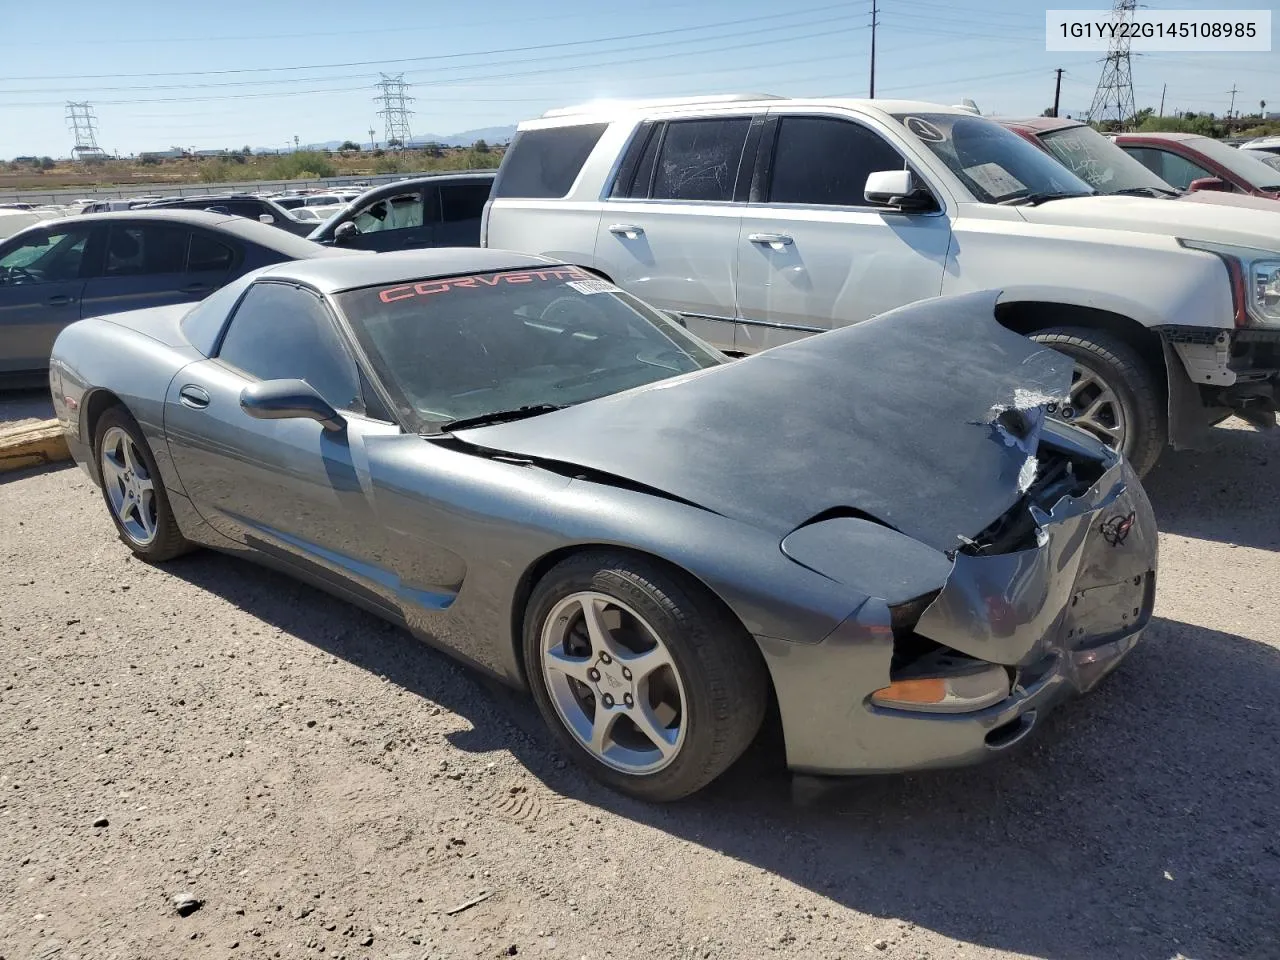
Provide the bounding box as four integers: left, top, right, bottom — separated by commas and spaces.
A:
1, 422, 1278, 960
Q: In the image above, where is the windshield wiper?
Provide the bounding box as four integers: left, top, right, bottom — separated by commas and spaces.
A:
1111, 186, 1180, 198
997, 191, 1093, 207
439, 403, 564, 432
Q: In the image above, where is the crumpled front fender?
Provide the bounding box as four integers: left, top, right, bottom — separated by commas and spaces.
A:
914, 456, 1157, 667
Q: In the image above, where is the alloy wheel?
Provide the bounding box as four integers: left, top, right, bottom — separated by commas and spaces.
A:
539, 591, 688, 775
1056, 360, 1128, 451
100, 426, 158, 546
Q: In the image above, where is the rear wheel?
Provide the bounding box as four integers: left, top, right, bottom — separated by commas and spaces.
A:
1030, 327, 1166, 476
94, 406, 192, 562
523, 552, 768, 801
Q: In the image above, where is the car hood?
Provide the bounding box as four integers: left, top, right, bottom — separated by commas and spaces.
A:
452, 291, 1074, 554
1015, 194, 1280, 250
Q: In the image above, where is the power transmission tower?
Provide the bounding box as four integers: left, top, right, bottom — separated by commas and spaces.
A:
375, 73, 414, 149
65, 101, 107, 161
1086, 0, 1137, 128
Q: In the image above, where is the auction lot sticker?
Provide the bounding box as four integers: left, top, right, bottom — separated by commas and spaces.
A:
1046, 9, 1271, 51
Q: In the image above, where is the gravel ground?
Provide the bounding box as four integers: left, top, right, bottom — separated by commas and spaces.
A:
1, 423, 1278, 960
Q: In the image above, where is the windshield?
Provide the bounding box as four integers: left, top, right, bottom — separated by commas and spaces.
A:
893, 112, 1094, 204
335, 266, 725, 431
1184, 136, 1280, 190
1038, 124, 1176, 195
1258, 153, 1280, 173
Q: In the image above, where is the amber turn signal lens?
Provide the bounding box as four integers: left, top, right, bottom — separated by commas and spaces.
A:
871, 677, 947, 705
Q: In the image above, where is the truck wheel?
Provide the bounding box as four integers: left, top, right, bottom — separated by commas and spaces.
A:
1030, 327, 1166, 477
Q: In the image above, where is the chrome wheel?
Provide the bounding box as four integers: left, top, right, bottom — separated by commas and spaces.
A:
539, 591, 688, 775
99, 426, 157, 546
1057, 361, 1128, 450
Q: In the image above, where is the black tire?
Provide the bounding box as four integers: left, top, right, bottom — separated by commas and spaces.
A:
1030, 327, 1166, 477
523, 551, 769, 802
93, 406, 192, 563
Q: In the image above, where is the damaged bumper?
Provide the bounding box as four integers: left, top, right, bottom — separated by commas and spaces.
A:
760, 451, 1158, 776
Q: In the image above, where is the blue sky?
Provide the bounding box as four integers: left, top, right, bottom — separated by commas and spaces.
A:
0, 0, 1274, 157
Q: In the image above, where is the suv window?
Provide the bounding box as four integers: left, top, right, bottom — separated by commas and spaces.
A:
104, 223, 188, 276
440, 183, 491, 222
353, 192, 424, 234
225, 200, 269, 220
1126, 147, 1215, 191
769, 117, 905, 206
493, 123, 608, 199
216, 282, 360, 410
651, 118, 751, 202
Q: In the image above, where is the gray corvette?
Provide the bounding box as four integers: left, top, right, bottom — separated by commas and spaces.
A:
49, 249, 1158, 801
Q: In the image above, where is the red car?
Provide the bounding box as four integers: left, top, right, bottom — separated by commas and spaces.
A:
1113, 131, 1280, 200
1002, 118, 1280, 212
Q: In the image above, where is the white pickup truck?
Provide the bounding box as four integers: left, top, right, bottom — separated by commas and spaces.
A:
483, 95, 1280, 474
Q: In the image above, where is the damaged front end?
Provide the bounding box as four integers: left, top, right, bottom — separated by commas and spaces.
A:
763, 427, 1158, 776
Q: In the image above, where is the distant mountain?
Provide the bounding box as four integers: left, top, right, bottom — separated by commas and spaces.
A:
258, 125, 517, 154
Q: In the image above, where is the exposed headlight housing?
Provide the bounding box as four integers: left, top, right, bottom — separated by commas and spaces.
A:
1179, 238, 1280, 327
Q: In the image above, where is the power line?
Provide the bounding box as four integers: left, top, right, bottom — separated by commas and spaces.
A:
0, 1, 867, 82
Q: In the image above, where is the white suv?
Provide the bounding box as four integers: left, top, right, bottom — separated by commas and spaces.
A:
483, 95, 1280, 475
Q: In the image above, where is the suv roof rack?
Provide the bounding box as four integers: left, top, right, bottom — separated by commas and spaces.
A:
541, 93, 787, 118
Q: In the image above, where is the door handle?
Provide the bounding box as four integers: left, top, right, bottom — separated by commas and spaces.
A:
47, 294, 77, 305
179, 385, 210, 410
608, 224, 645, 238
748, 233, 794, 247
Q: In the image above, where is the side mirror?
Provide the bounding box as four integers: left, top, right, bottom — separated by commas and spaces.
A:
239, 379, 345, 432
258, 213, 275, 224
1188, 176, 1229, 193
332, 221, 358, 245
864, 170, 934, 211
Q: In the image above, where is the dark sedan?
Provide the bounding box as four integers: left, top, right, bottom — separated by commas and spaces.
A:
0, 210, 353, 376
308, 172, 495, 251
141, 194, 314, 236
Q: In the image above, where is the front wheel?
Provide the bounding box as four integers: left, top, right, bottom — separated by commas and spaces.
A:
523, 552, 768, 802
1030, 327, 1167, 477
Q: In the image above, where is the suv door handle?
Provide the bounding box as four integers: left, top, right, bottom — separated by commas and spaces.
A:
608, 224, 645, 238
179, 385, 210, 410
47, 294, 77, 305
748, 233, 794, 247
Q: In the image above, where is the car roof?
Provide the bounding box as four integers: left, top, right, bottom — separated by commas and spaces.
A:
7, 209, 347, 257
523, 96, 979, 127
1115, 132, 1201, 143
255, 247, 554, 293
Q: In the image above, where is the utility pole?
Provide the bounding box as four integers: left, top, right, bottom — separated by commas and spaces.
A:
1228, 83, 1238, 118
368, 126, 376, 150
869, 0, 878, 98
1052, 68, 1064, 117
293, 135, 300, 150
1158, 83, 1166, 117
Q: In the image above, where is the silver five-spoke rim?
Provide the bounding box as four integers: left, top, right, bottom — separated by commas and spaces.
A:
100, 426, 158, 546
540, 591, 688, 775
1058, 361, 1127, 451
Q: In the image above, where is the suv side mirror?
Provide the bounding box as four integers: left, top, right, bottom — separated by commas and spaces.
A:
864, 170, 934, 211
1188, 176, 1229, 193
258, 213, 275, 224
332, 221, 359, 245
240, 379, 345, 432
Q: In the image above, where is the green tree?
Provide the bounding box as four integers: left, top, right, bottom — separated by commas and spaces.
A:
37, 156, 55, 170
387, 137, 403, 149
473, 139, 490, 154
339, 140, 361, 152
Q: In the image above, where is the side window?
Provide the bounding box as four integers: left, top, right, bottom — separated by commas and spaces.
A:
611, 122, 660, 199
0, 227, 92, 285
104, 224, 187, 276
352, 192, 423, 234
440, 184, 492, 222
492, 123, 608, 199
769, 116, 906, 206
651, 118, 752, 202
1154, 150, 1215, 191
216, 282, 360, 410
187, 232, 236, 272
226, 200, 267, 220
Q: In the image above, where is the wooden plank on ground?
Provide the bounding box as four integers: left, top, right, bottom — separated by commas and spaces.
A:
0, 419, 69, 474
